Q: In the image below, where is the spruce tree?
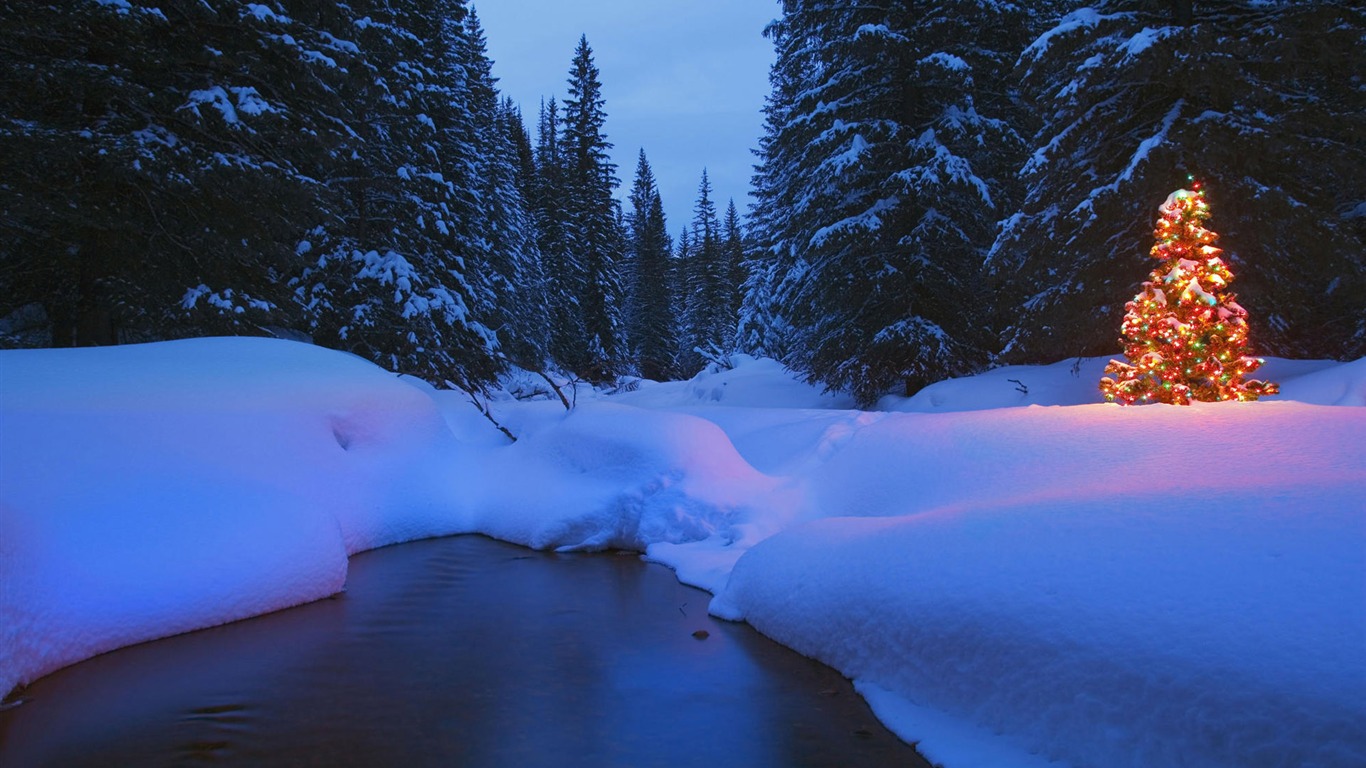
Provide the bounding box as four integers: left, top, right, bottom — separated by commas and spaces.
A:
496, 98, 551, 366
463, 9, 547, 369
531, 96, 583, 371
721, 199, 746, 346
673, 225, 693, 369
559, 36, 625, 381
294, 0, 500, 389
505, 98, 538, 205
0, 0, 528, 392
746, 0, 1028, 403
0, 0, 325, 345
681, 169, 726, 372
626, 150, 677, 380
991, 0, 1365, 363
737, 34, 797, 363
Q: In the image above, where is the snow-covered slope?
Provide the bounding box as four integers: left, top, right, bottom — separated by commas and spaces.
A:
0, 338, 472, 699
2, 341, 1362, 768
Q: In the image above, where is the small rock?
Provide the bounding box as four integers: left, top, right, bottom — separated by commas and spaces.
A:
691, 630, 709, 640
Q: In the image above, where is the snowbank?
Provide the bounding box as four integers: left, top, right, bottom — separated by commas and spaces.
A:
2, 341, 1363, 768
458, 401, 793, 554
710, 473, 1365, 768
652, 356, 1366, 767
613, 354, 858, 410
0, 338, 469, 698
880, 354, 1355, 412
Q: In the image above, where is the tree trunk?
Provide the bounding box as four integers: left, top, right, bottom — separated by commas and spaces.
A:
74, 241, 116, 346
48, 301, 75, 348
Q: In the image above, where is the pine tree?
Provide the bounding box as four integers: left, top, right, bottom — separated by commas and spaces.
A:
559, 35, 625, 381
531, 96, 583, 371
672, 225, 693, 367
1100, 183, 1278, 405
0, 0, 329, 345
991, 1, 1365, 363
681, 169, 726, 372
721, 199, 746, 336
295, 0, 500, 389
463, 9, 546, 369
746, 0, 1028, 403
625, 150, 676, 380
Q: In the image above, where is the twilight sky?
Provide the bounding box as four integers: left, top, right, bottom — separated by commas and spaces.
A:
475, 1, 779, 235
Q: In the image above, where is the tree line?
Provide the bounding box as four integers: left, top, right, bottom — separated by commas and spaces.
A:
0, 0, 741, 390
2, 1, 1361, 404
746, 0, 1363, 403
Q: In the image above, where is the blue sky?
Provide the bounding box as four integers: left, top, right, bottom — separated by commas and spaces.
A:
475, 1, 778, 235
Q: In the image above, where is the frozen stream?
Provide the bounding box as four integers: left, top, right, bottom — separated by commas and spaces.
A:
0, 534, 930, 767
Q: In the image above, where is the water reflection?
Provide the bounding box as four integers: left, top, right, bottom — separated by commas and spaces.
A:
0, 535, 930, 767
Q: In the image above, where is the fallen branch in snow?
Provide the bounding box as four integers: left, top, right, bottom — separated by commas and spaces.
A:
1007, 378, 1029, 395
695, 343, 735, 373
534, 370, 573, 411
467, 392, 516, 442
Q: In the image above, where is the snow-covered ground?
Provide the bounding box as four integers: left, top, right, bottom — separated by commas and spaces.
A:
2, 338, 1362, 767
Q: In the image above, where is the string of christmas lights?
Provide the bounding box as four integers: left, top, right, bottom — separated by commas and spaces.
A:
1099, 180, 1279, 405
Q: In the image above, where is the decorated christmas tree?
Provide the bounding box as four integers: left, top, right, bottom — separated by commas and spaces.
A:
1100, 181, 1279, 405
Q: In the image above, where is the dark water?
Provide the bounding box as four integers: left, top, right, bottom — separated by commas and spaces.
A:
0, 535, 931, 767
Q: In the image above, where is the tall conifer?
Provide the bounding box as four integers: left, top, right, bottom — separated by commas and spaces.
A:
626, 150, 676, 380
746, 0, 1026, 403
559, 36, 625, 380
991, 1, 1364, 362
721, 199, 746, 344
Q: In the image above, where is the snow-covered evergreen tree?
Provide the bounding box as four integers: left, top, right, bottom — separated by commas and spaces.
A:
497, 98, 552, 367
530, 96, 584, 372
672, 224, 693, 366
625, 150, 677, 380
721, 199, 747, 337
505, 98, 538, 205
680, 169, 727, 373
558, 36, 626, 381
463, 9, 547, 369
990, 0, 1365, 363
293, 0, 500, 389
0, 0, 330, 344
736, 23, 799, 363
747, 0, 1029, 403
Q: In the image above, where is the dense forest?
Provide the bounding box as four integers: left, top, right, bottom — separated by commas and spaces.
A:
1, 1, 1362, 403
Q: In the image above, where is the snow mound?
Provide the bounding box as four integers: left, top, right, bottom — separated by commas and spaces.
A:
1263, 356, 1366, 406
460, 402, 791, 555
614, 354, 857, 410
3, 340, 1363, 768
702, 395, 1366, 768
884, 357, 1115, 411
714, 486, 1365, 768
882, 355, 1359, 412
0, 338, 468, 698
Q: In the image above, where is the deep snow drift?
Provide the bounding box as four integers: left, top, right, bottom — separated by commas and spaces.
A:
0, 338, 478, 701
2, 339, 1362, 768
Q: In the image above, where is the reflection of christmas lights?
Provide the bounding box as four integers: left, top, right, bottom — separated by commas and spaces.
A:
1099, 181, 1278, 405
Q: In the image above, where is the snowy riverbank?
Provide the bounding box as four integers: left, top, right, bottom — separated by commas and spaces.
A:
3, 338, 1363, 767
